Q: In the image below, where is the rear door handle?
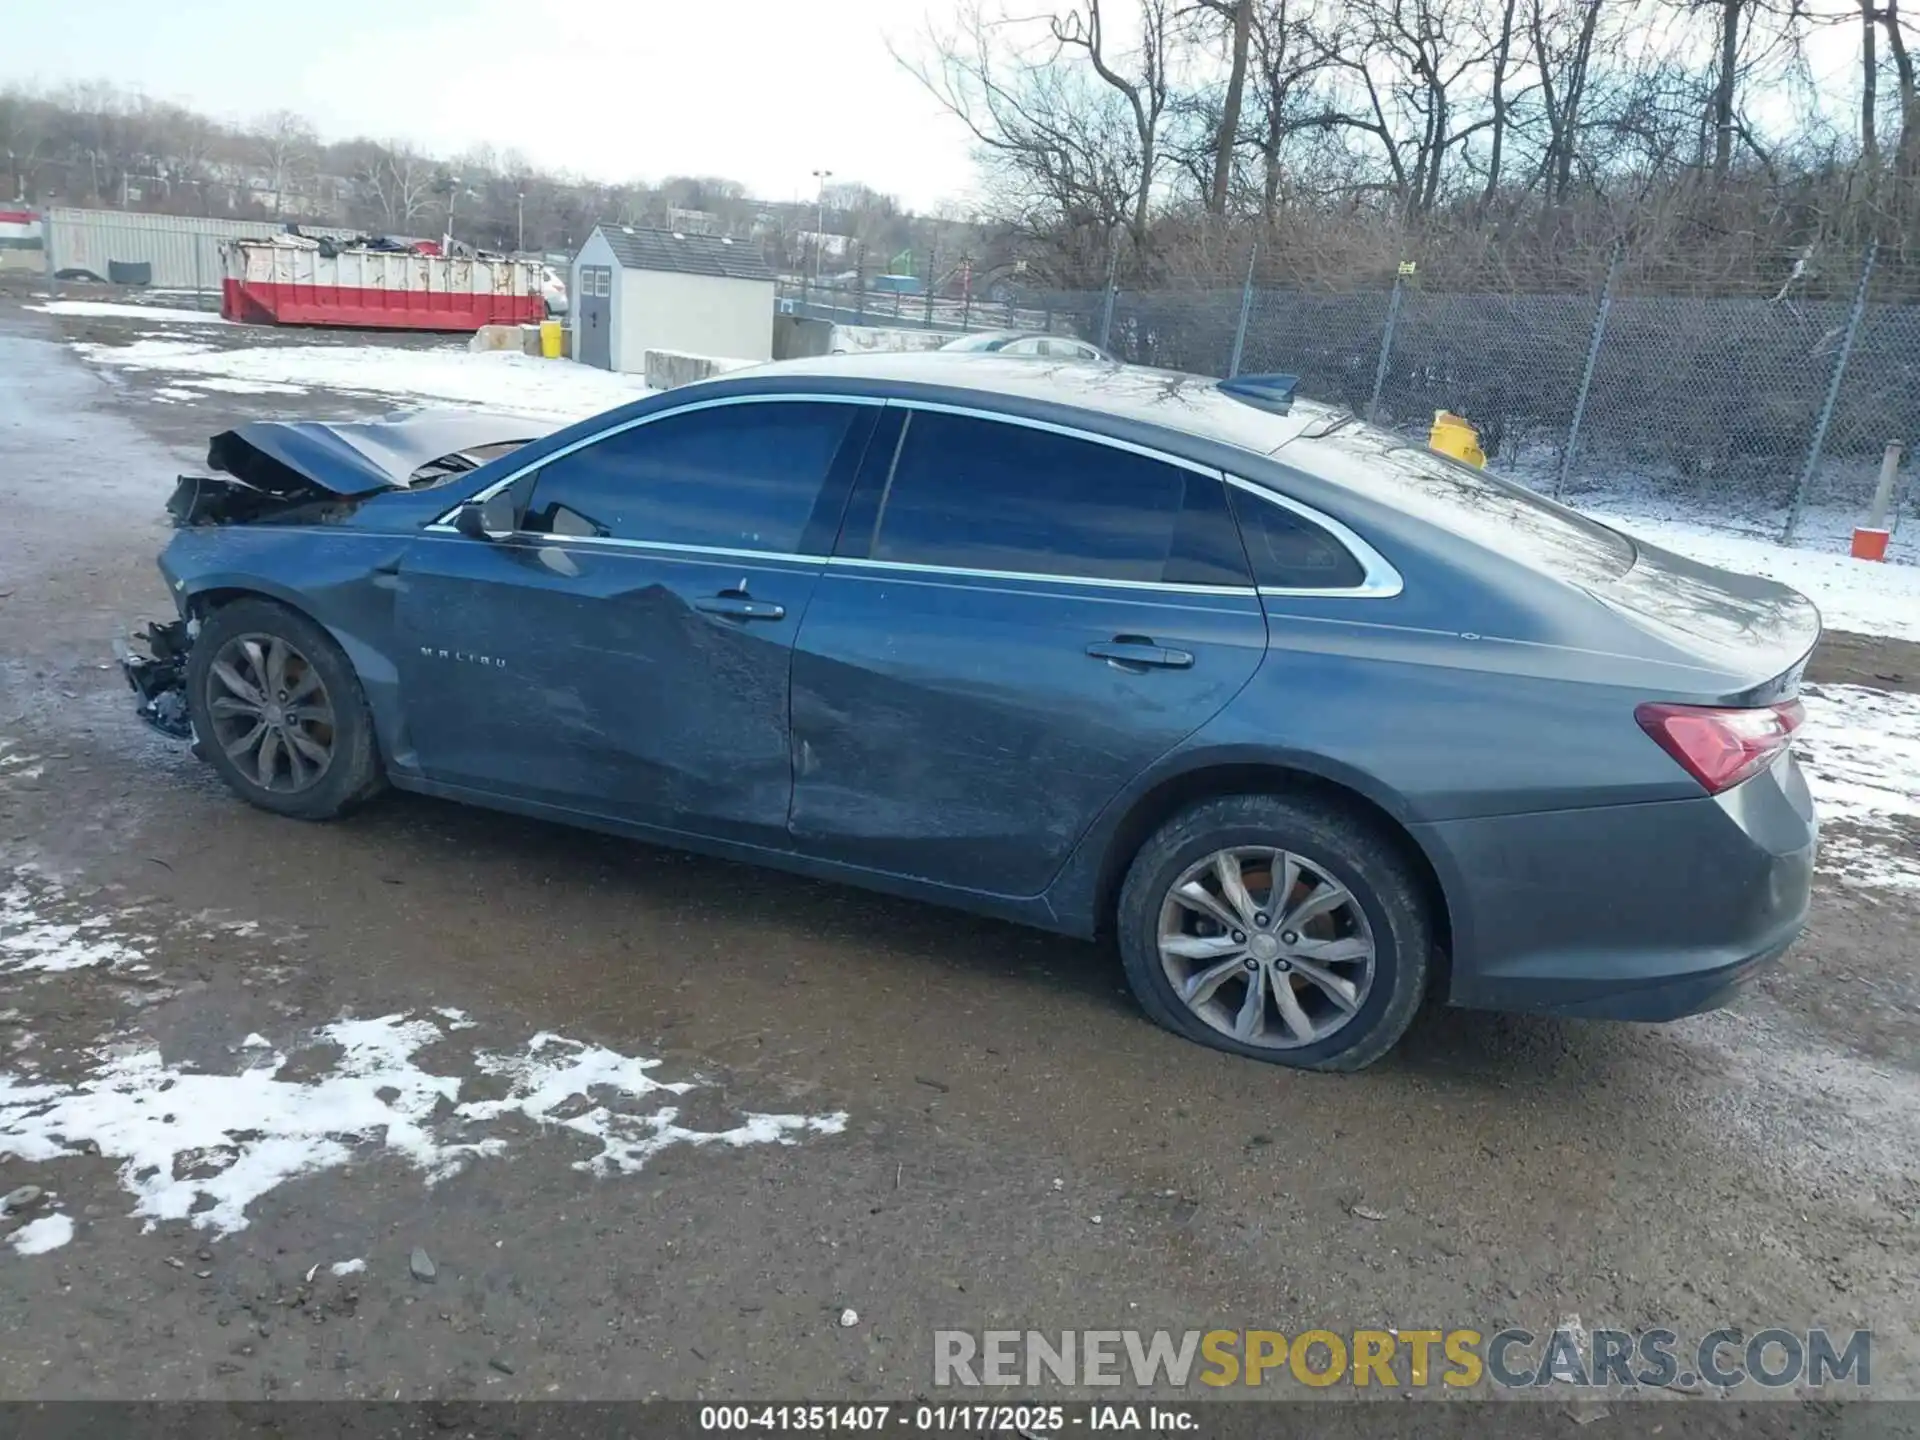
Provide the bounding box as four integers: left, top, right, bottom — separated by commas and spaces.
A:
1086, 640, 1194, 670
694, 595, 786, 622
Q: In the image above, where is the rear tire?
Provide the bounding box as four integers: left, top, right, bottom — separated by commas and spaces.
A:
1116, 794, 1430, 1070
185, 598, 384, 821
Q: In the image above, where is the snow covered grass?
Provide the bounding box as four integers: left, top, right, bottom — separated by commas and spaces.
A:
32, 300, 227, 325
1798, 684, 1920, 893
0, 1011, 847, 1241
72, 336, 656, 422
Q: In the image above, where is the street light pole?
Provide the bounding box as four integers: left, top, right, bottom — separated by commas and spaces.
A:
517, 191, 525, 253
811, 168, 832, 281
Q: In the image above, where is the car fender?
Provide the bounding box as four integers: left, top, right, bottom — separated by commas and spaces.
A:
1040, 734, 1448, 937
167, 542, 412, 765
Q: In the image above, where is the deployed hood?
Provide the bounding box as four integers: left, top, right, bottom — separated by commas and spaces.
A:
172, 410, 560, 527
205, 410, 559, 499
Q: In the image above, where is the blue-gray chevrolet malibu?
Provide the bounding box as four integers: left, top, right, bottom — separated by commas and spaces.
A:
123, 354, 1819, 1069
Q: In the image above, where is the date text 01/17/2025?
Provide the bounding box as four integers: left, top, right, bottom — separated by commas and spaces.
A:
697, 1404, 1199, 1432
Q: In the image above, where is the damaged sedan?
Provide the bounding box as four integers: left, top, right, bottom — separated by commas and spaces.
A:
125, 355, 1820, 1069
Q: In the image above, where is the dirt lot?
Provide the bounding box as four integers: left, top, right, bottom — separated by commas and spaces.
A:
2, 286, 1917, 1421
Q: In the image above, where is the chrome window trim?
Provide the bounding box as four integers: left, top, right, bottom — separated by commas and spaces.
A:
425, 390, 1401, 602
413, 529, 822, 567
824, 554, 1257, 598
1222, 474, 1404, 600
883, 398, 1225, 484
433, 391, 886, 528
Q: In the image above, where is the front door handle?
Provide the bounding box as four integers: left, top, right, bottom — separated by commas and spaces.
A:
694, 594, 786, 622
1086, 639, 1194, 671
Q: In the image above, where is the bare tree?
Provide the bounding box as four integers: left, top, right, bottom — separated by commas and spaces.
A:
895, 1, 1155, 266
1311, 0, 1498, 217
1528, 0, 1607, 205
362, 141, 434, 229
1050, 0, 1180, 243
1479, 0, 1525, 208
1884, 0, 1918, 186
1191, 0, 1255, 211
255, 110, 316, 216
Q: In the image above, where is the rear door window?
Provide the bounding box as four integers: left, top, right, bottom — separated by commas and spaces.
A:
859, 410, 1249, 587
522, 400, 857, 553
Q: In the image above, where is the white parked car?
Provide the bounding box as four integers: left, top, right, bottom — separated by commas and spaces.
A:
541, 267, 568, 317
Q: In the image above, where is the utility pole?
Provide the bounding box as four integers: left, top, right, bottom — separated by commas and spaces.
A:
811, 168, 832, 281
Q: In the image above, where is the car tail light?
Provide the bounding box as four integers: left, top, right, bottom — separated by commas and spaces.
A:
1635, 700, 1805, 794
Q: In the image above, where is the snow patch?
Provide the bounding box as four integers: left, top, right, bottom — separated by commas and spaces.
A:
0, 1013, 846, 1237
183, 376, 307, 396
71, 338, 653, 422
1798, 684, 1920, 892
9, 1212, 74, 1255
1, 875, 146, 976
32, 300, 228, 325
329, 1257, 366, 1276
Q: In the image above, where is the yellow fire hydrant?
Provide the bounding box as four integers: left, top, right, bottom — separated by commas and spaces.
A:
1429, 410, 1486, 467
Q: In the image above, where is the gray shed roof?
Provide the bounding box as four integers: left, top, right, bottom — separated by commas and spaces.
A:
595, 226, 776, 282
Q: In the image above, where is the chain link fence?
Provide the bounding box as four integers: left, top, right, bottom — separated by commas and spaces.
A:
1024, 244, 1920, 542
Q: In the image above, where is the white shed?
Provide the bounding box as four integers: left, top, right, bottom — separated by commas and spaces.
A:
570, 225, 776, 373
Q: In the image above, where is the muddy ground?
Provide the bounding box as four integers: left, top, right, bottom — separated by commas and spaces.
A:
1, 285, 1917, 1425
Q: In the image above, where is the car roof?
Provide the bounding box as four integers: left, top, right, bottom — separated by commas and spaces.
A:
740, 353, 1335, 456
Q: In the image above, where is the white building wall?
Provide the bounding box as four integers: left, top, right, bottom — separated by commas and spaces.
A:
569, 229, 623, 364
615, 270, 774, 372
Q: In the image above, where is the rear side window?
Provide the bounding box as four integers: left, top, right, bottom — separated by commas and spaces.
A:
864, 411, 1249, 587
522, 401, 856, 552
1228, 485, 1365, 589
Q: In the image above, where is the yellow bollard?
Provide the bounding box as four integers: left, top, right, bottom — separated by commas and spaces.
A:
1429, 410, 1486, 467
539, 320, 564, 359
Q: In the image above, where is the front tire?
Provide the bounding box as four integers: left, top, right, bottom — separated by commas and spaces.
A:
185, 598, 384, 821
1116, 794, 1430, 1070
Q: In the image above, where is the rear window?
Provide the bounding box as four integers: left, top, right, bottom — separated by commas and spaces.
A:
1306, 430, 1636, 580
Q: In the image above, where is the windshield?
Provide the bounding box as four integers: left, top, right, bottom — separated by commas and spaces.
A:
1298, 427, 1637, 581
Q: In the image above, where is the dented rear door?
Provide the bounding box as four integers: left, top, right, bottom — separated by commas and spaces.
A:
787, 406, 1268, 897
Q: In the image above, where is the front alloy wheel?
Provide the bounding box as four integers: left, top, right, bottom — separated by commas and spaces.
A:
203, 633, 337, 793
1159, 846, 1376, 1050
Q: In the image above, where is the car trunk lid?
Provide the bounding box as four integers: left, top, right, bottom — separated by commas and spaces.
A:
1580, 536, 1821, 703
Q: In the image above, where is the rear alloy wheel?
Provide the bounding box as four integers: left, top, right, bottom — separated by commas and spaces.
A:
1117, 795, 1430, 1070
1157, 846, 1376, 1050
185, 598, 384, 820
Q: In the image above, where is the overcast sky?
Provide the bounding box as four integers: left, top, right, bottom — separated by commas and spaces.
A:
3, 0, 983, 213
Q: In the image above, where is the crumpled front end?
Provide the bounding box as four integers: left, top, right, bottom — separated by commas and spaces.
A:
116, 619, 194, 740
168, 410, 554, 528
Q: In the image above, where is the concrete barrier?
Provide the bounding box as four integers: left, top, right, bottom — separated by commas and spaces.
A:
468, 324, 544, 355
772, 316, 960, 360
643, 349, 760, 390
826, 324, 953, 356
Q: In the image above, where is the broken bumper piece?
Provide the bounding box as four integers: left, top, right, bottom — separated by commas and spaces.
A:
117, 620, 193, 740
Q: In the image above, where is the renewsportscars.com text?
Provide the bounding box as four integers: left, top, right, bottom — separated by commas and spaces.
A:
933, 1327, 1871, 1390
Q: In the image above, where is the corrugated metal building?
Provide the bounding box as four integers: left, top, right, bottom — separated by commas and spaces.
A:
42, 209, 397, 291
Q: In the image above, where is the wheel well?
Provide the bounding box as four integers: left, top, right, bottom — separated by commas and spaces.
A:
187, 586, 274, 623
1093, 764, 1454, 976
